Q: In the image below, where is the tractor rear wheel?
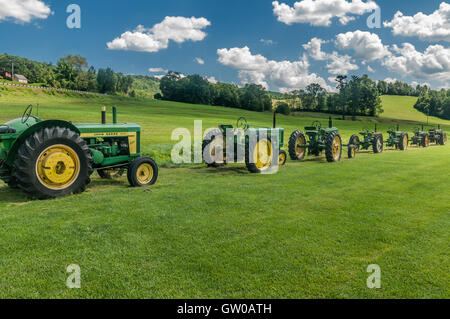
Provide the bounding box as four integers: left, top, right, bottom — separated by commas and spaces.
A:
421, 133, 430, 147
246, 137, 273, 173
399, 133, 408, 151
372, 134, 384, 153
349, 134, 360, 151
325, 131, 342, 162
439, 132, 447, 145
202, 129, 226, 167
98, 167, 125, 179
127, 157, 158, 187
13, 127, 93, 199
289, 130, 307, 161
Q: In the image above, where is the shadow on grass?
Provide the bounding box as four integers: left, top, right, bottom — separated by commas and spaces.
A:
0, 186, 30, 204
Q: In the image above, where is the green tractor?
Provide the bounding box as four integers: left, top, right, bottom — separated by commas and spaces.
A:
428, 125, 447, 145
202, 114, 286, 173
348, 124, 384, 155
410, 125, 430, 148
385, 125, 409, 151
0, 105, 158, 199
289, 118, 346, 162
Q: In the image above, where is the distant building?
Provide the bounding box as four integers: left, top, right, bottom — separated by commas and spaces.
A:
13, 74, 28, 84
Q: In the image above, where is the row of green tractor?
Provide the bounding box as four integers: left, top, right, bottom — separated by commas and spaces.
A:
0, 105, 447, 199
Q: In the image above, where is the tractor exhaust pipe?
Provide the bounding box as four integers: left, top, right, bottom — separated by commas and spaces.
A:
101, 106, 106, 124
273, 111, 276, 129
113, 106, 117, 124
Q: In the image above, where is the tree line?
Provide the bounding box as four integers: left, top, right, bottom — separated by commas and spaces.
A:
158, 72, 272, 112
0, 53, 159, 96
279, 75, 383, 117
414, 88, 450, 120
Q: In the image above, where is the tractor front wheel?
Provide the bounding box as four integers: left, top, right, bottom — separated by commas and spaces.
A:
325, 131, 342, 162
278, 150, 287, 166
13, 127, 93, 199
348, 145, 357, 159
127, 157, 158, 187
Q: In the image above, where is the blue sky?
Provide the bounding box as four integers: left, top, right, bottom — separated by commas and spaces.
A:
0, 0, 448, 91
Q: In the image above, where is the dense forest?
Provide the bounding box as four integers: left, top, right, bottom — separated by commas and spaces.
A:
414, 88, 450, 120
0, 54, 160, 97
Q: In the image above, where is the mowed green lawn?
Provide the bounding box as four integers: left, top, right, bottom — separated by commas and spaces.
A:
0, 86, 449, 298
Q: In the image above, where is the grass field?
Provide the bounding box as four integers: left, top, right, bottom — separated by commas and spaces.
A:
0, 86, 449, 298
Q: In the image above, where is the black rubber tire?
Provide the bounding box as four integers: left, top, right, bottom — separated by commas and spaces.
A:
325, 131, 342, 163
245, 137, 273, 173
349, 134, 360, 151
202, 129, 225, 167
13, 127, 93, 199
288, 130, 307, 161
399, 133, 408, 151
98, 167, 125, 179
127, 156, 158, 187
439, 132, 447, 145
348, 145, 356, 159
278, 150, 287, 166
421, 133, 430, 147
372, 133, 384, 153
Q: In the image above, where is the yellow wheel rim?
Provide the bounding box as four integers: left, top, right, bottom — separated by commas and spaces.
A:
425, 135, 429, 146
136, 163, 154, 185
254, 138, 272, 170
36, 144, 80, 190
403, 135, 408, 149
332, 136, 341, 160
295, 135, 306, 158
278, 152, 286, 165
351, 147, 355, 158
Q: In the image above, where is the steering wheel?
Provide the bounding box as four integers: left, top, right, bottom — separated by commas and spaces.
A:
236, 117, 249, 130
311, 121, 322, 130
21, 104, 33, 124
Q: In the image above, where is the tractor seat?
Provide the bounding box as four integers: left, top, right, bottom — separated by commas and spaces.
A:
0, 125, 16, 134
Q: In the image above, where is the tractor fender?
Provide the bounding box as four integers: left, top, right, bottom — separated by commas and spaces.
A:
5, 120, 80, 166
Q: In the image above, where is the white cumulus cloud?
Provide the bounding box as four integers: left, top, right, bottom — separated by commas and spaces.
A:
0, 0, 52, 23
217, 46, 333, 92
382, 43, 450, 81
303, 37, 359, 75
336, 30, 389, 61
384, 2, 450, 42
272, 0, 378, 26
107, 16, 211, 53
